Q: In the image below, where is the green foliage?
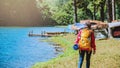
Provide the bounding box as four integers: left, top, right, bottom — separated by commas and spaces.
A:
77, 8, 93, 20
36, 0, 120, 25
52, 11, 72, 25
36, 0, 52, 20
52, 0, 74, 25
116, 1, 120, 19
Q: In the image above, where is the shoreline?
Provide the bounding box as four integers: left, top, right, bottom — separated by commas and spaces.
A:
32, 34, 120, 68
32, 34, 77, 68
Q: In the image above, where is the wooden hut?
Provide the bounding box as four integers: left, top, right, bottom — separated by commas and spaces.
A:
71, 20, 108, 30
71, 20, 120, 38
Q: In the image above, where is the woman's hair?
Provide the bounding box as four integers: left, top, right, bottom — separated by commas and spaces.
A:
85, 21, 91, 29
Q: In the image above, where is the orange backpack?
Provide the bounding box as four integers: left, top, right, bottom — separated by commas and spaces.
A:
78, 28, 92, 51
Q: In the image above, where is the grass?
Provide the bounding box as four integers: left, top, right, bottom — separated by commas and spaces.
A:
32, 34, 120, 68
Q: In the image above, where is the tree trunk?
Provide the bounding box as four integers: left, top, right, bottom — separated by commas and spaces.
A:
93, 4, 97, 20
112, 0, 116, 20
106, 0, 113, 22
100, 1, 105, 22
106, 0, 113, 38
73, 0, 77, 23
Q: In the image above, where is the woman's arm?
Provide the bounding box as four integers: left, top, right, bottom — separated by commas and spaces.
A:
91, 32, 96, 54
74, 30, 81, 44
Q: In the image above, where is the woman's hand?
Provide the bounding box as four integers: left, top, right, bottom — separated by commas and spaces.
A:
93, 50, 96, 55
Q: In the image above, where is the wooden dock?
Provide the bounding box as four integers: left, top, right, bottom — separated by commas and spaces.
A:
28, 31, 68, 37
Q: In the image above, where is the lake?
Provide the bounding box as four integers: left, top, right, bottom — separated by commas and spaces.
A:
0, 27, 71, 68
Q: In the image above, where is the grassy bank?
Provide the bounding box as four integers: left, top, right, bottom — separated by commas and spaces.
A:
32, 34, 120, 68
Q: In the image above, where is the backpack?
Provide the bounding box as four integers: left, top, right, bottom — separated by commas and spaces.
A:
78, 28, 92, 51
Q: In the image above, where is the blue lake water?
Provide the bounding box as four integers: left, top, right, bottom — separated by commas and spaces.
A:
0, 27, 71, 68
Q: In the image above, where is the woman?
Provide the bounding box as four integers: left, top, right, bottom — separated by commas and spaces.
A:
74, 21, 96, 68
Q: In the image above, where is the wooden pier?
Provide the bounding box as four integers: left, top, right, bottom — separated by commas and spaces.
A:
28, 31, 68, 37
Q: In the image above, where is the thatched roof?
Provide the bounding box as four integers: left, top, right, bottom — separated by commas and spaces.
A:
71, 20, 108, 30
89, 20, 108, 29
